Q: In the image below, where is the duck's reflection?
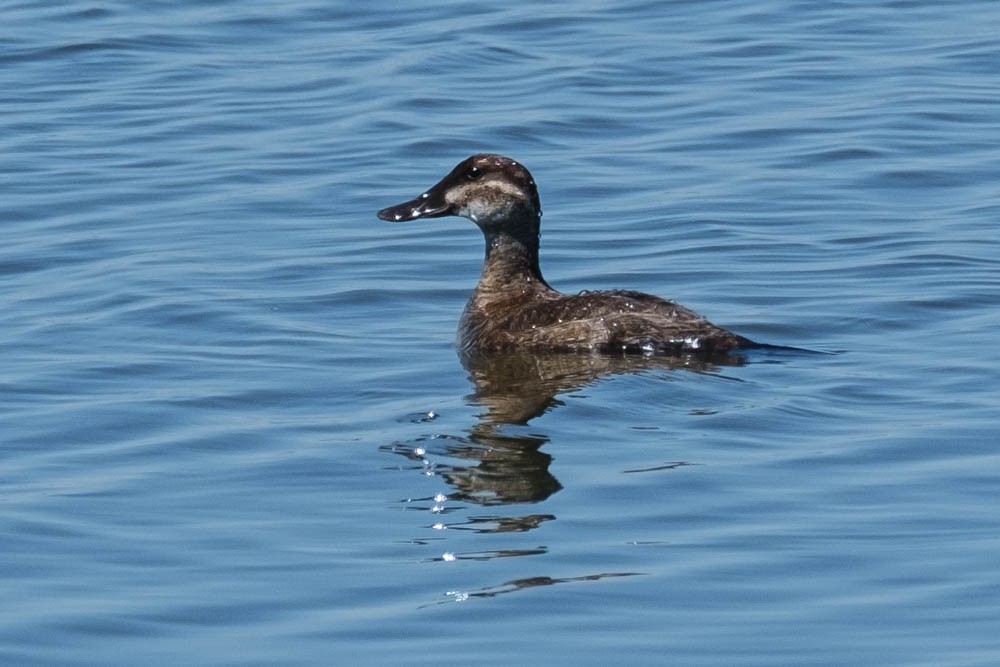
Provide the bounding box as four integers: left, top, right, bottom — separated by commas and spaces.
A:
381, 426, 561, 506
384, 350, 740, 525
456, 351, 737, 504
462, 349, 736, 425
382, 348, 746, 600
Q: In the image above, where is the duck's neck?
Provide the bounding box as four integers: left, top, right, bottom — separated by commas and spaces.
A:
478, 228, 551, 294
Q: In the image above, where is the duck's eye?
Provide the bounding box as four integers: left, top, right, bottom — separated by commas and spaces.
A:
466, 167, 482, 181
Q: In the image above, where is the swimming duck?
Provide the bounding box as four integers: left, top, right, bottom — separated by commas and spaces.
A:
377, 154, 754, 356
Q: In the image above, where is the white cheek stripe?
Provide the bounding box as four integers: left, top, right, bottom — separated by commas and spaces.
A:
447, 178, 525, 224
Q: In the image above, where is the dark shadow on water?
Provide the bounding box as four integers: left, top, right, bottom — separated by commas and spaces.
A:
419, 571, 645, 607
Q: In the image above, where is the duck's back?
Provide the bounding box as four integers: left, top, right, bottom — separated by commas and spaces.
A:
459, 287, 750, 356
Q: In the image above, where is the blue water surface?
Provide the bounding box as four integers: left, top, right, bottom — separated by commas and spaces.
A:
3, 1, 1000, 665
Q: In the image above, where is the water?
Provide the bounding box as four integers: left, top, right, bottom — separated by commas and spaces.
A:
3, 1, 1000, 664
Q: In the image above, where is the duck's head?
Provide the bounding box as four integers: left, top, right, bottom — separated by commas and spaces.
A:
377, 154, 541, 237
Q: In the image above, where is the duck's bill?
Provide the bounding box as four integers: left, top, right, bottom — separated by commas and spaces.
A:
377, 184, 452, 222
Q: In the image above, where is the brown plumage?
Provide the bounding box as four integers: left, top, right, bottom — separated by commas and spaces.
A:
377, 153, 754, 357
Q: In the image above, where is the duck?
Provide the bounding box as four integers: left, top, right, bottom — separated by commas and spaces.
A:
377, 153, 756, 357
